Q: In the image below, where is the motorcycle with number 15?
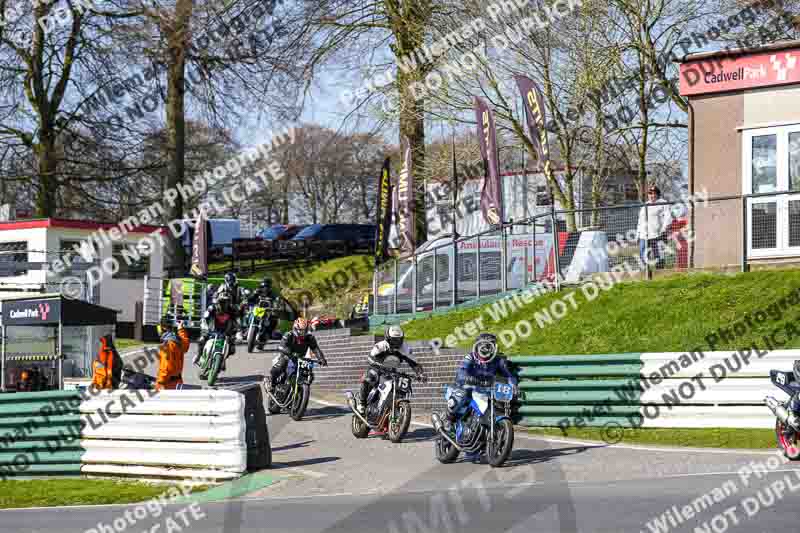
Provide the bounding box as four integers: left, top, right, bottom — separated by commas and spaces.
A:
346, 365, 427, 443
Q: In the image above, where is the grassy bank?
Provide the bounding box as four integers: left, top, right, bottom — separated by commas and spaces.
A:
210, 255, 374, 317
525, 427, 777, 449
403, 270, 800, 354
0, 479, 207, 509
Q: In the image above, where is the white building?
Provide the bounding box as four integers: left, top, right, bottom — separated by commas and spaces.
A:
0, 218, 166, 332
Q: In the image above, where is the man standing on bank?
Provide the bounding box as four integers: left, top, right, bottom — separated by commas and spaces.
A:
637, 185, 674, 270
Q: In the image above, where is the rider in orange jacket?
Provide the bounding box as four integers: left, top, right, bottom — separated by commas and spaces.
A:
156, 316, 190, 391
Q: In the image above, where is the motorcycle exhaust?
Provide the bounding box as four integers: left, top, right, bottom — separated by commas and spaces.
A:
431, 413, 463, 451
345, 391, 371, 427
766, 395, 800, 430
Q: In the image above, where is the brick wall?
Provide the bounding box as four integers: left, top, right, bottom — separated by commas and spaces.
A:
307, 329, 465, 413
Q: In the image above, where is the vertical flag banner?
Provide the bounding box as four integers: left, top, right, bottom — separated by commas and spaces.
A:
374, 157, 393, 266
190, 209, 208, 278
515, 75, 555, 191
474, 97, 503, 226
451, 132, 459, 237
397, 136, 416, 256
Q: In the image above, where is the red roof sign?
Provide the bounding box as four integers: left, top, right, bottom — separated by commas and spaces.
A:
680, 47, 800, 96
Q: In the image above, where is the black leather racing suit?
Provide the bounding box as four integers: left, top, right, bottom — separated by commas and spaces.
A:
359, 340, 421, 408
270, 332, 327, 387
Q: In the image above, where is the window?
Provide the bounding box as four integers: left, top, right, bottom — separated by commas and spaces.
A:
0, 241, 27, 277
112, 243, 150, 279
744, 125, 800, 256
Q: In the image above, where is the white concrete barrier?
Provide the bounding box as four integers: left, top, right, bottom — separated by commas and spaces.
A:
79, 389, 248, 478
633, 350, 797, 428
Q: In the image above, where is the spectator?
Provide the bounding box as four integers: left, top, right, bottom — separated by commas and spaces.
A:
637, 185, 674, 269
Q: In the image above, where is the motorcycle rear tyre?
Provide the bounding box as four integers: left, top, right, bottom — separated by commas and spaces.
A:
776, 419, 800, 460
352, 414, 369, 438
435, 435, 459, 463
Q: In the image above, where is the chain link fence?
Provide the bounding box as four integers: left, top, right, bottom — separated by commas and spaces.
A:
373, 192, 791, 315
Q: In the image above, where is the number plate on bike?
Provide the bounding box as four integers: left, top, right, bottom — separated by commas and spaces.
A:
254, 307, 266, 318
398, 377, 411, 391
494, 382, 514, 401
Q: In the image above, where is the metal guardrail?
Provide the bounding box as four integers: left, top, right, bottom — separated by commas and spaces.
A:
0, 390, 84, 478
510, 350, 799, 429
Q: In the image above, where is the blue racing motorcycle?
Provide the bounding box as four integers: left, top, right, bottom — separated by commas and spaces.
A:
431, 380, 515, 467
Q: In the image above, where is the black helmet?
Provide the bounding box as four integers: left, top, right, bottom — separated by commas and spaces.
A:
224, 272, 237, 288
260, 278, 272, 290
473, 333, 498, 364
385, 325, 404, 350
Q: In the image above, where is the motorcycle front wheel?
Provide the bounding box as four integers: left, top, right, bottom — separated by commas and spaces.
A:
389, 402, 412, 443
776, 419, 800, 460
488, 419, 514, 467
247, 323, 257, 353
206, 351, 223, 387
290, 383, 310, 421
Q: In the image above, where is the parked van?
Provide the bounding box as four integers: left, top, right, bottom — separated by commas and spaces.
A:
375, 233, 555, 312
180, 218, 241, 260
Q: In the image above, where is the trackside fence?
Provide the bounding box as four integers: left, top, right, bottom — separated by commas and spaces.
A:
0, 390, 84, 478
511, 350, 800, 429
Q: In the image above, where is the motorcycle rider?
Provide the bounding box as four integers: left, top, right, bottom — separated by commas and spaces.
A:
193, 287, 238, 368
358, 325, 426, 417
248, 277, 281, 343
445, 333, 517, 459
267, 317, 328, 392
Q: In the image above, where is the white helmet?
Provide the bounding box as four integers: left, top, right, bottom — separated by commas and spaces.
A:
385, 325, 404, 350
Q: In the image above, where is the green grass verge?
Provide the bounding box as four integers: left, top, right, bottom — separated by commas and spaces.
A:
524, 427, 777, 449
403, 270, 800, 354
272, 255, 374, 317
115, 338, 157, 351
0, 479, 208, 509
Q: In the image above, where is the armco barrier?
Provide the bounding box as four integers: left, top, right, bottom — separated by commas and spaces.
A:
513, 350, 800, 429
80, 389, 247, 480
0, 390, 84, 479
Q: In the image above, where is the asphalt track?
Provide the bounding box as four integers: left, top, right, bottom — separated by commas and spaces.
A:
3, 345, 800, 532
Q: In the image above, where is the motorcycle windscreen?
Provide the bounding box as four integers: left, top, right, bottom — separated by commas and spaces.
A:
470, 391, 489, 415
286, 359, 297, 376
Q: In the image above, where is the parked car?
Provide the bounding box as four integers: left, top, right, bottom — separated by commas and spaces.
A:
257, 224, 306, 256
279, 224, 376, 259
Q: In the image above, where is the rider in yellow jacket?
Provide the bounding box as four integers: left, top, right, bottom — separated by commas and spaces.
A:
156, 317, 190, 391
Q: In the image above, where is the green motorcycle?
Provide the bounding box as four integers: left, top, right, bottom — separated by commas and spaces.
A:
198, 331, 228, 387
246, 297, 276, 353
